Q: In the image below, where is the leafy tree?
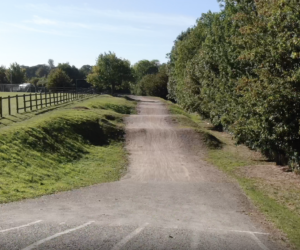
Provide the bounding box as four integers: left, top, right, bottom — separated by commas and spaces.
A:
80, 65, 92, 77
5, 63, 27, 84
30, 77, 40, 87
132, 60, 160, 83
36, 65, 50, 78
48, 59, 55, 70
135, 64, 168, 98
57, 63, 81, 84
167, 0, 300, 169
47, 69, 72, 89
37, 77, 48, 87
87, 52, 133, 94
0, 66, 8, 83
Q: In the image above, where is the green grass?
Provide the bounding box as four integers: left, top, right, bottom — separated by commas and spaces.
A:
0, 91, 94, 117
165, 101, 300, 249
0, 93, 101, 128
0, 95, 137, 203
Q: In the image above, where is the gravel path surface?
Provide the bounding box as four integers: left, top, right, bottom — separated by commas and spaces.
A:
0, 96, 284, 250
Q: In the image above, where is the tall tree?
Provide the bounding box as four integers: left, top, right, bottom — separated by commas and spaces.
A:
36, 65, 50, 77
87, 52, 133, 94
132, 60, 160, 83
0, 66, 8, 83
48, 59, 55, 70
80, 65, 92, 77
5, 63, 27, 84
47, 69, 72, 89
57, 63, 81, 84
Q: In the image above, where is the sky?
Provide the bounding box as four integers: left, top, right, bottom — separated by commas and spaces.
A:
0, 0, 221, 68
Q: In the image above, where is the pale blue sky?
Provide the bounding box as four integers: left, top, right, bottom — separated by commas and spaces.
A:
0, 1, 220, 68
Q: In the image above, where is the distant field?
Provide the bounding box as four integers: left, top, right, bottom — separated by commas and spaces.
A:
0, 92, 78, 117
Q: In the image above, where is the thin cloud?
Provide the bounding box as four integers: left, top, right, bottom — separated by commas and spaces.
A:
20, 16, 171, 37
82, 8, 195, 27
0, 22, 75, 37
26, 16, 58, 25
18, 3, 195, 27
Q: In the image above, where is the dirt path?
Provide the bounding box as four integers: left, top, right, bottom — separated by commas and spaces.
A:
0, 96, 285, 250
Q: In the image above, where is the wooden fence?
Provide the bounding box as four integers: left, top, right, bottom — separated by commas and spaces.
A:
0, 91, 97, 118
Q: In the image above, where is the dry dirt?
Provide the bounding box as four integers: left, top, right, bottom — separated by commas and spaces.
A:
0, 96, 288, 250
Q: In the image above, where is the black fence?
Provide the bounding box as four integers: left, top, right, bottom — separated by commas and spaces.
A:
0, 89, 98, 118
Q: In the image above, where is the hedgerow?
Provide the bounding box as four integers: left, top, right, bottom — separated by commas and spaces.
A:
167, 0, 300, 170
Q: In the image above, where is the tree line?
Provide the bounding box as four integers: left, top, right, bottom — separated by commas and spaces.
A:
167, 0, 300, 170
0, 55, 169, 98
86, 52, 168, 98
0, 59, 92, 89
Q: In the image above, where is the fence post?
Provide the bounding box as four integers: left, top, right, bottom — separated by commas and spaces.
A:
0, 97, 2, 118
8, 96, 11, 115
35, 93, 38, 110
16, 95, 19, 114
45, 93, 47, 107
49, 93, 52, 106
23, 94, 26, 112
40, 93, 43, 108
60, 92, 62, 103
29, 93, 32, 111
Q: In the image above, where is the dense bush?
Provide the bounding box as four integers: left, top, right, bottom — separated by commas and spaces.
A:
167, 0, 300, 169
133, 63, 168, 99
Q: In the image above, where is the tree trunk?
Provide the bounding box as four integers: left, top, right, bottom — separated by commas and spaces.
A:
111, 83, 115, 96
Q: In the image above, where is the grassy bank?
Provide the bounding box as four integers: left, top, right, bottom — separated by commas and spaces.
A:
166, 101, 300, 249
0, 96, 136, 203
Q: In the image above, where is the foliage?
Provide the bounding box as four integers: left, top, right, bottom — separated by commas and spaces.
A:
48, 59, 55, 70
29, 77, 40, 86
5, 63, 27, 84
135, 64, 169, 99
57, 62, 82, 84
35, 65, 50, 78
167, 0, 300, 169
80, 65, 92, 76
47, 68, 72, 89
132, 59, 160, 82
0, 66, 8, 83
165, 100, 300, 249
37, 76, 48, 87
87, 52, 134, 94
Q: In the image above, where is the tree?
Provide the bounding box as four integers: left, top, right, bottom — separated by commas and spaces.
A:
57, 63, 81, 84
30, 77, 39, 87
87, 52, 133, 94
48, 59, 55, 70
167, 0, 300, 169
5, 63, 27, 84
132, 60, 160, 83
80, 65, 92, 77
0, 66, 8, 83
134, 63, 168, 98
47, 69, 72, 89
36, 65, 50, 77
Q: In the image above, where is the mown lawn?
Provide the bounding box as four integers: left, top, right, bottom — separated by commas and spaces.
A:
0, 92, 87, 117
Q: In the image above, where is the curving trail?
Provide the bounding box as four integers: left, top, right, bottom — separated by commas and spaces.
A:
0, 96, 285, 250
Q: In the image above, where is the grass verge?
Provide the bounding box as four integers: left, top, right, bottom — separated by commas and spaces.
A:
0, 96, 136, 203
165, 100, 300, 249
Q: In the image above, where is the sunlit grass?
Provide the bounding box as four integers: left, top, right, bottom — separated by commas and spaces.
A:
0, 95, 136, 203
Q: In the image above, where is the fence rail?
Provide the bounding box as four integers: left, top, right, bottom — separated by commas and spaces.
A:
0, 90, 98, 118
